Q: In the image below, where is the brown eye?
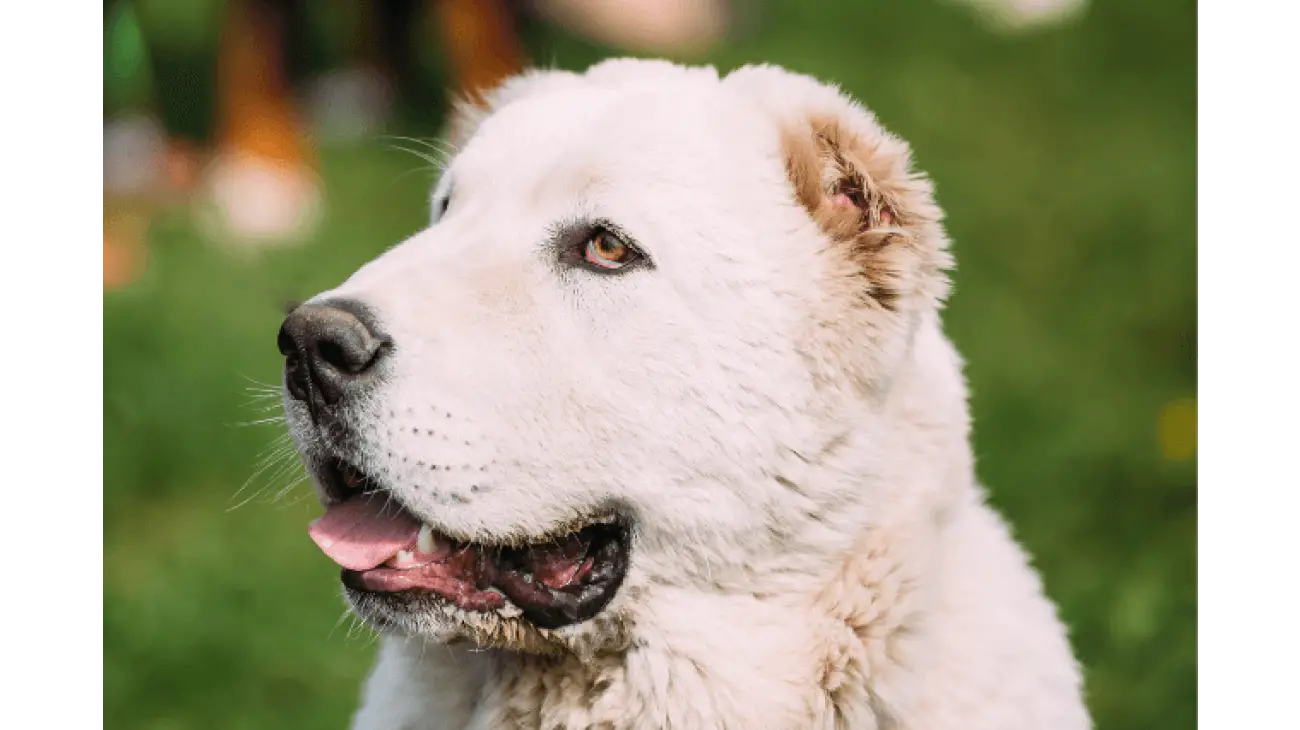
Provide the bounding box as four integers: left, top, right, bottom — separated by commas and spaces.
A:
583, 229, 641, 270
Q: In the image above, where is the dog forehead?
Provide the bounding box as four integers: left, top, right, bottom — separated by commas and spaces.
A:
455, 81, 774, 199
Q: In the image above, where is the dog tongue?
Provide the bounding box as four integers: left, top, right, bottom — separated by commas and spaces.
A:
308, 496, 421, 571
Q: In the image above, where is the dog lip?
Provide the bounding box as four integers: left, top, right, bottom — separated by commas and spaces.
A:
311, 458, 632, 630
340, 516, 630, 630
341, 517, 630, 630
318, 456, 382, 502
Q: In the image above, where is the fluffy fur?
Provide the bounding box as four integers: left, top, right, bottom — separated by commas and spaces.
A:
284, 59, 1090, 729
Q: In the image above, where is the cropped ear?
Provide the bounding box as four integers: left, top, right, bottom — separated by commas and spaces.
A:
725, 65, 952, 314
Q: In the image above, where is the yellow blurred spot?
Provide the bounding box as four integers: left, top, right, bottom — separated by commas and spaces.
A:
104, 207, 149, 291
1157, 397, 1197, 461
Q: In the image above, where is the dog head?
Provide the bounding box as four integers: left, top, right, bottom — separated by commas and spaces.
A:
280, 59, 954, 655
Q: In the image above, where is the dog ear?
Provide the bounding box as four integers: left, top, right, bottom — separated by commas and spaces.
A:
725, 65, 952, 314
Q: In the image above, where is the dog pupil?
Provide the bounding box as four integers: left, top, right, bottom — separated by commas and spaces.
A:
598, 235, 621, 259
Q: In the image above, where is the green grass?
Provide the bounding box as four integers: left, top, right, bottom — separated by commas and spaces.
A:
104, 1, 1195, 727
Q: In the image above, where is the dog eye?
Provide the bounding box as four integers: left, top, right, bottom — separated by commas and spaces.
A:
431, 194, 450, 223
582, 229, 643, 271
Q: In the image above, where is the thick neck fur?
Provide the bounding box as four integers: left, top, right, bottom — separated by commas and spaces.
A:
459, 319, 980, 730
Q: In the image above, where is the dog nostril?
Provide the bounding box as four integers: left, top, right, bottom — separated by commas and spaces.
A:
284, 353, 310, 402
317, 339, 364, 375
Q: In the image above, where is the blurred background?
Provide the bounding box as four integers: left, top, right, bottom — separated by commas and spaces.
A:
102, 0, 1195, 728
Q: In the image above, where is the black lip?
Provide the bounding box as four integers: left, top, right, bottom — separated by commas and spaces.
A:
494, 521, 629, 629
321, 455, 632, 631
318, 456, 381, 502
341, 519, 631, 631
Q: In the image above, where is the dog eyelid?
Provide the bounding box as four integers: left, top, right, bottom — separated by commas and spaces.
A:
555, 220, 652, 275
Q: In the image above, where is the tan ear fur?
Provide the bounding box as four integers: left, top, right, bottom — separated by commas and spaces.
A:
727, 64, 952, 314
781, 112, 950, 314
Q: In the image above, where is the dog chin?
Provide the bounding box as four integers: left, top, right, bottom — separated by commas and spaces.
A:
344, 580, 634, 656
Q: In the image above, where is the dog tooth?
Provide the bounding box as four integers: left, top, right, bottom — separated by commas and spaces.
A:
418, 524, 435, 554
395, 550, 414, 565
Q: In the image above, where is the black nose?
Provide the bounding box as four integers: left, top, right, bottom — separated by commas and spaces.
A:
278, 300, 388, 407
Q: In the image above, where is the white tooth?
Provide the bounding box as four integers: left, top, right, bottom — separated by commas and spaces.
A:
418, 524, 435, 554
396, 550, 414, 564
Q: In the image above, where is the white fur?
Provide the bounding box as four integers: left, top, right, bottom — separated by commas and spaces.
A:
286, 59, 1089, 729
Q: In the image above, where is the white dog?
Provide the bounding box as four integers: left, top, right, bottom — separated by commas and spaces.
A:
278, 59, 1090, 729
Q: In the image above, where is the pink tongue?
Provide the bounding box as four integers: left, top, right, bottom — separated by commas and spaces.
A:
308, 497, 421, 571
